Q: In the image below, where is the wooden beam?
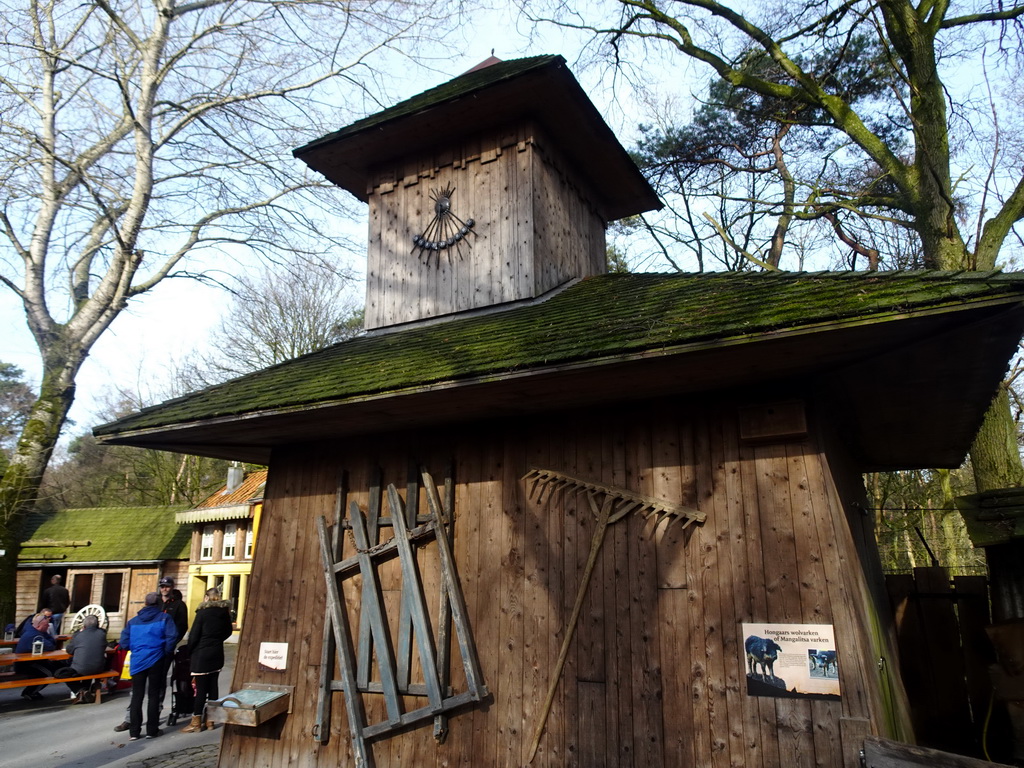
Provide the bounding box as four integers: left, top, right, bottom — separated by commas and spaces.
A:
313, 473, 346, 744
21, 540, 91, 547
862, 735, 1016, 767
316, 515, 372, 767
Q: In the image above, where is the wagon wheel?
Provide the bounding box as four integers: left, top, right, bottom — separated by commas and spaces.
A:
68, 604, 108, 633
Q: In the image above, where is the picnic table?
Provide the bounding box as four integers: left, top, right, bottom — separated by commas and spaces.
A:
0, 635, 70, 650
0, 648, 119, 703
0, 649, 72, 666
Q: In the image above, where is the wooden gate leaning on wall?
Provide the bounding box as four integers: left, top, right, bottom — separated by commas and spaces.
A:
315, 466, 488, 767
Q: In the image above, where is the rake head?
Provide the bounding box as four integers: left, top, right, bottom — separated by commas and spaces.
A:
523, 468, 705, 531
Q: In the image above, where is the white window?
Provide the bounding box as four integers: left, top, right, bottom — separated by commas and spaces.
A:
223, 523, 237, 559
200, 525, 214, 560
244, 527, 254, 559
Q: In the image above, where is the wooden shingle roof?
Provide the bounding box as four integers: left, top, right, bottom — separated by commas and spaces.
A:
297, 56, 560, 149
293, 55, 661, 221
18, 506, 190, 565
94, 270, 1024, 470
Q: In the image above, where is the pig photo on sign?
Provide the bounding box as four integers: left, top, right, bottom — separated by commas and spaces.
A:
813, 650, 837, 677
745, 635, 782, 680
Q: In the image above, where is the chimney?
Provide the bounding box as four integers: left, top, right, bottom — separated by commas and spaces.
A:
225, 462, 244, 494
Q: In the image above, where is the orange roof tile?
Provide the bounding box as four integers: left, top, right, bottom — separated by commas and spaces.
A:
193, 469, 267, 510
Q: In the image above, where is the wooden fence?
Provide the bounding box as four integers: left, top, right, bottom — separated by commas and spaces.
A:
885, 567, 994, 758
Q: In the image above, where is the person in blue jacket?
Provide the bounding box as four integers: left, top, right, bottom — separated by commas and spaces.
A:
14, 613, 57, 699
119, 593, 176, 740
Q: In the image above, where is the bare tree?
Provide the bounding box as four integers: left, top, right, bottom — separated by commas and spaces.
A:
194, 262, 363, 384
0, 0, 450, 623
530, 0, 1024, 496
41, 387, 232, 511
0, 363, 34, 467
632, 37, 910, 271
538, 0, 1024, 271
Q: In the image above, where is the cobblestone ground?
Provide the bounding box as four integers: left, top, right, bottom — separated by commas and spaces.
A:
126, 744, 218, 768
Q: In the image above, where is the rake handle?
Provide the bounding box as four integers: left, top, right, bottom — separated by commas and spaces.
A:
527, 494, 613, 763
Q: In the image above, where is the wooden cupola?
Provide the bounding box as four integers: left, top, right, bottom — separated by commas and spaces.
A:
294, 55, 661, 331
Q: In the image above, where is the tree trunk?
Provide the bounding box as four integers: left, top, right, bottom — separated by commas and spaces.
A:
971, 383, 1024, 622
0, 351, 79, 626
970, 387, 1024, 493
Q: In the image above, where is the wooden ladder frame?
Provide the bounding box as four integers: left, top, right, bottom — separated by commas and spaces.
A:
315, 466, 487, 766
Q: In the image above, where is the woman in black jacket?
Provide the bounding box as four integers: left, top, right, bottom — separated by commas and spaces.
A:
182, 588, 233, 733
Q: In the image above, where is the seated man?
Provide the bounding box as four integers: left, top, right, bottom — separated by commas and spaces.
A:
13, 608, 52, 637
14, 613, 57, 700
55, 614, 108, 703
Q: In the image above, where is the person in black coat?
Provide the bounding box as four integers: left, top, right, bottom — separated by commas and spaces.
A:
41, 575, 70, 636
181, 588, 233, 733
158, 577, 188, 644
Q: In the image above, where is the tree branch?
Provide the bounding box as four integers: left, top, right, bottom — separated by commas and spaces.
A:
702, 212, 781, 271
976, 176, 1024, 269
942, 4, 1024, 28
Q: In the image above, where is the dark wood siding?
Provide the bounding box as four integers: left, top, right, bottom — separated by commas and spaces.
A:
221, 397, 904, 767
363, 123, 606, 331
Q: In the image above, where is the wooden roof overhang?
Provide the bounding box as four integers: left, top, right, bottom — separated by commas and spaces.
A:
292, 55, 661, 221
94, 273, 1024, 472
175, 505, 252, 525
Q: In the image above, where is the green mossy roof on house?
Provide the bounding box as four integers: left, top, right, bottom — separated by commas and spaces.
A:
18, 506, 190, 564
94, 270, 1024, 438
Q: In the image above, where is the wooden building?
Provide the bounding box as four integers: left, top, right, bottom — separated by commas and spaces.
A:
175, 466, 266, 625
95, 56, 1024, 767
16, 506, 189, 638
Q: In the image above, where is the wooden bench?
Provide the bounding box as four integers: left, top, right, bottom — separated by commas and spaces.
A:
0, 669, 121, 703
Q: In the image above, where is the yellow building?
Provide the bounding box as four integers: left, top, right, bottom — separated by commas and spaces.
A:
175, 466, 265, 627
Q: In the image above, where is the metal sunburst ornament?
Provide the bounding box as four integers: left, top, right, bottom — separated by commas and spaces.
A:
411, 184, 476, 265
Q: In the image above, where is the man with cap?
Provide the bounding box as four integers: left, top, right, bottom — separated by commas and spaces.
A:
158, 577, 188, 644
156, 576, 188, 714
119, 592, 177, 739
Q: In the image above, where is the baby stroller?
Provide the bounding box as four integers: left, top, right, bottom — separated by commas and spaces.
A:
167, 646, 194, 726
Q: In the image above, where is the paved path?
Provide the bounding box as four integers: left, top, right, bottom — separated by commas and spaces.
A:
0, 641, 235, 768
127, 743, 218, 768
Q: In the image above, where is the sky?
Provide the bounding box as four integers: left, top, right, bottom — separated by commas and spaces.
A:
0, 4, 692, 441
3, 1, 1018, 451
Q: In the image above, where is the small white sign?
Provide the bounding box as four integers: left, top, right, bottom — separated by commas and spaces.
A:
259, 642, 288, 671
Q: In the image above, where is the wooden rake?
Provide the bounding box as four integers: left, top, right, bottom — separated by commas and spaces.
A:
523, 468, 705, 763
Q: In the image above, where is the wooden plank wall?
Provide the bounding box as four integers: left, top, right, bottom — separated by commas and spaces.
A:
12, 569, 42, 626
125, 565, 161, 625
529, 136, 606, 295
816, 423, 916, 745
364, 125, 534, 329
363, 123, 606, 330
220, 398, 895, 767
15, 565, 162, 639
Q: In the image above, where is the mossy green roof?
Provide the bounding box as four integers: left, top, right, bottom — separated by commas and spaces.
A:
94, 270, 1024, 437
18, 506, 190, 564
